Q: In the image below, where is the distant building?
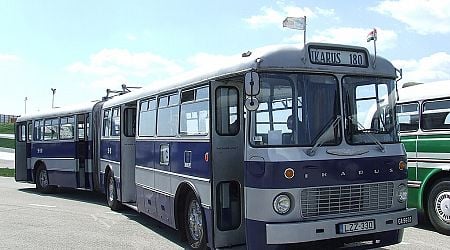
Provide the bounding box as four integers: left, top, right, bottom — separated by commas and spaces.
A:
0, 114, 18, 123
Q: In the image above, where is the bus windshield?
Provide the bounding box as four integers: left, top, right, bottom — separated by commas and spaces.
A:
343, 76, 399, 144
251, 73, 340, 147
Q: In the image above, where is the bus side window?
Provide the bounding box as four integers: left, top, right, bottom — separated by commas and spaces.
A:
396, 102, 419, 132
103, 110, 111, 137
27, 122, 32, 141
17, 124, 26, 142
180, 86, 209, 135
215, 87, 239, 136
124, 108, 136, 137
139, 99, 157, 136
157, 93, 179, 137
111, 108, 121, 137
34, 120, 44, 141
422, 99, 450, 130
61, 116, 75, 140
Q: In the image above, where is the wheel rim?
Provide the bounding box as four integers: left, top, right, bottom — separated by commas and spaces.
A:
435, 191, 450, 223
187, 199, 203, 242
108, 176, 115, 202
39, 169, 48, 188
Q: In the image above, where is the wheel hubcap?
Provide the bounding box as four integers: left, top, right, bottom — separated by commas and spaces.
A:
39, 169, 48, 187
435, 191, 450, 223
108, 176, 115, 202
188, 199, 203, 242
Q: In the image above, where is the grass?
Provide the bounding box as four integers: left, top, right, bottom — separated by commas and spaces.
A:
0, 123, 14, 134
0, 138, 15, 149
0, 168, 14, 177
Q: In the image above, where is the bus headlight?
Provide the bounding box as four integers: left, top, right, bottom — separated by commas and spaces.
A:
397, 184, 408, 203
273, 194, 291, 215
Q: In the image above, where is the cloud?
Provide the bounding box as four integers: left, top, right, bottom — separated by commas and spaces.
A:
296, 27, 397, 51
0, 54, 20, 62
126, 34, 137, 41
393, 52, 450, 84
244, 2, 335, 28
187, 52, 241, 71
372, 0, 450, 35
67, 49, 184, 89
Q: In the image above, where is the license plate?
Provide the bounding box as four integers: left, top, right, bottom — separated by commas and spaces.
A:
338, 220, 375, 234
397, 216, 413, 225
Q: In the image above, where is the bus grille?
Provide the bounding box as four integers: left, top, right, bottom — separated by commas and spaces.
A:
300, 182, 394, 219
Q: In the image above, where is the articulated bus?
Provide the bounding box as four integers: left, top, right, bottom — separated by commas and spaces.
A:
397, 80, 450, 235
16, 43, 417, 249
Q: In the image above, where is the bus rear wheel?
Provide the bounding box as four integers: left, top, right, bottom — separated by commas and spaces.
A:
427, 178, 450, 235
106, 171, 122, 211
35, 165, 56, 193
184, 192, 206, 249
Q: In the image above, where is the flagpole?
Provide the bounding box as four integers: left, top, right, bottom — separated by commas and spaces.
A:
372, 28, 377, 68
303, 16, 306, 46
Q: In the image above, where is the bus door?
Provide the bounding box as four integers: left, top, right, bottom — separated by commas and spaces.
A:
397, 102, 420, 182
120, 103, 137, 203
76, 114, 88, 188
15, 122, 29, 181
210, 80, 245, 247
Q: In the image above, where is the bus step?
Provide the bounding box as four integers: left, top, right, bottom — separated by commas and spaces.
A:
122, 202, 138, 211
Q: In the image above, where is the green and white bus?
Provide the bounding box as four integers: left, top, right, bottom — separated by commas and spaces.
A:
397, 80, 450, 235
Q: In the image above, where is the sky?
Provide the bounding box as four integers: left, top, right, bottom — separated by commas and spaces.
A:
1, 0, 450, 116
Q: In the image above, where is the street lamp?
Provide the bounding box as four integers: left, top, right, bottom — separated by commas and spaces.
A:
51, 88, 56, 108
24, 97, 28, 114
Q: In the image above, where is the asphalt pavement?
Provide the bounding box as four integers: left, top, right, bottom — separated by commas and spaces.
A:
0, 177, 185, 249
1, 177, 449, 249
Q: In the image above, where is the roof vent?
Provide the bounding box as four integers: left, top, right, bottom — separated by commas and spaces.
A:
402, 82, 423, 88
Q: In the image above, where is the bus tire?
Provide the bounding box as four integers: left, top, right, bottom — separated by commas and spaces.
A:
427, 178, 450, 235
35, 165, 56, 193
184, 192, 206, 249
106, 171, 122, 211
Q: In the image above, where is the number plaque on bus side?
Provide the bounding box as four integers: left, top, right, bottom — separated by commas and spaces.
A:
308, 45, 369, 68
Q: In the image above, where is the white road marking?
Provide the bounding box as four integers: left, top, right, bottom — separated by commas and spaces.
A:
0, 152, 14, 161
90, 214, 111, 228
28, 203, 57, 208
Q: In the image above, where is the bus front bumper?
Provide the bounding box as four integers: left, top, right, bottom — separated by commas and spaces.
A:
266, 208, 417, 244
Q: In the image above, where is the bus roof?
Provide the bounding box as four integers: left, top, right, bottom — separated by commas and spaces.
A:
398, 80, 450, 103
17, 101, 96, 122
103, 42, 397, 108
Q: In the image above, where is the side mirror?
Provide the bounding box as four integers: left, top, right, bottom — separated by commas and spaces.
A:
245, 72, 260, 96
245, 97, 259, 111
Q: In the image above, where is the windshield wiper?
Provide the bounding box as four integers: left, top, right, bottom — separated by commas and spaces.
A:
348, 116, 385, 153
305, 116, 341, 156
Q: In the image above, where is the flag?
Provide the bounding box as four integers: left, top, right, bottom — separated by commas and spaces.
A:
282, 17, 306, 30
367, 28, 377, 42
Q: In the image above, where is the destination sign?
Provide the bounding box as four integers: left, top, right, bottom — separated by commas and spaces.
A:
308, 45, 369, 67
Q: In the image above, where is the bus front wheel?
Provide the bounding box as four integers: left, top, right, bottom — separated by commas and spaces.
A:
427, 178, 450, 235
184, 192, 206, 249
35, 165, 56, 193
106, 171, 122, 211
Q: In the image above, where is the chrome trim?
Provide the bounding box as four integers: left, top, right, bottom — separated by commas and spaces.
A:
136, 137, 210, 142
407, 180, 422, 188
135, 165, 210, 183
136, 182, 175, 198
31, 157, 76, 160
300, 182, 394, 219
100, 158, 120, 165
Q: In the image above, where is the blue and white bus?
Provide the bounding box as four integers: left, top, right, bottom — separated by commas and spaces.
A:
15, 42, 417, 249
